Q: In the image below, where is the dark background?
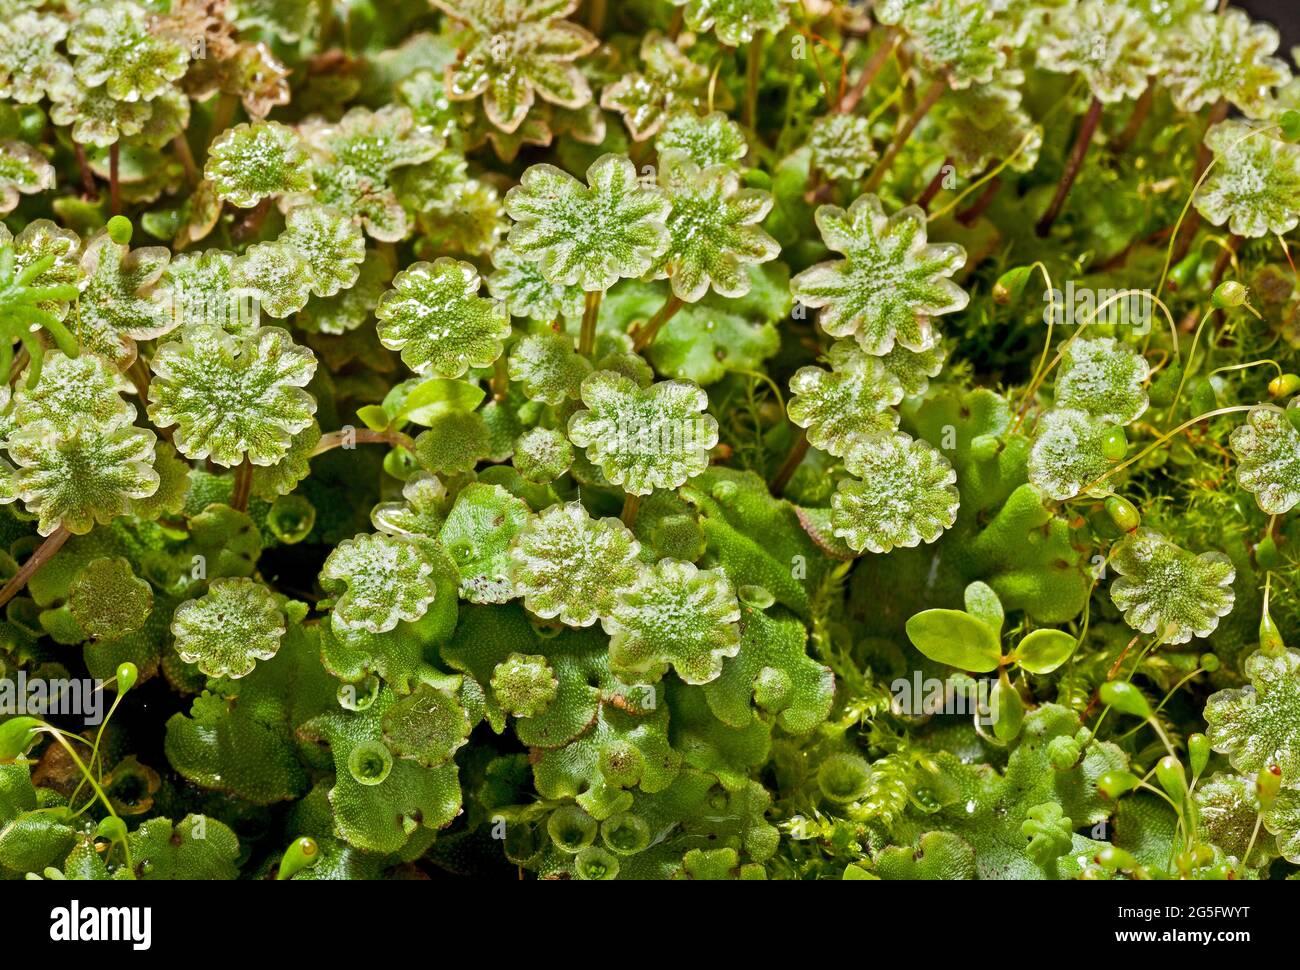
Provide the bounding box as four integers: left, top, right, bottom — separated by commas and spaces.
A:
1238, 0, 1300, 48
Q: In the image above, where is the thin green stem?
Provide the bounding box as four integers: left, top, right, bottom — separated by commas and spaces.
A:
1013, 288, 1180, 431
579, 290, 603, 358
733, 368, 785, 412
1118, 668, 1207, 743
1243, 813, 1263, 865
621, 492, 641, 528
1157, 123, 1280, 296
42, 729, 114, 816
1210, 358, 1281, 379
1147, 714, 1177, 759
1080, 405, 1254, 494
1168, 306, 1216, 423
231, 459, 253, 513
864, 84, 901, 127
68, 679, 126, 812
1136, 781, 1181, 815
631, 293, 684, 352
932, 130, 1036, 222
41, 726, 134, 876
1010, 262, 1058, 427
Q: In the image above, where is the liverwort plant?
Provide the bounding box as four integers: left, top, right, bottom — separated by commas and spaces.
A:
0, 0, 1298, 888
832, 432, 959, 554
656, 111, 748, 169
792, 195, 968, 356
787, 341, 904, 458
320, 532, 440, 635
1033, 0, 1158, 235
862, 0, 1005, 192
433, 0, 598, 134
294, 106, 442, 242
1195, 120, 1300, 237
375, 257, 510, 378
634, 156, 780, 351
604, 559, 742, 685
4, 413, 159, 536
205, 121, 314, 209
505, 153, 670, 356
1163, 8, 1291, 118
1230, 405, 1300, 514
601, 33, 712, 143
0, 222, 82, 384
568, 369, 719, 521
74, 223, 175, 367
172, 577, 285, 679
1109, 528, 1237, 645
147, 324, 316, 510
509, 500, 641, 627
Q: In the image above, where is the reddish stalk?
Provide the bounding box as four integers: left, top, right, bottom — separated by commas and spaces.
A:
125, 356, 152, 401
231, 460, 253, 512
769, 431, 810, 496
1171, 99, 1230, 265
233, 198, 272, 242
838, 31, 897, 114
586, 0, 607, 35
0, 527, 72, 609
957, 176, 1001, 226
621, 492, 641, 529
1036, 95, 1103, 237
207, 92, 238, 150
73, 143, 97, 199
172, 134, 199, 186
916, 157, 953, 212
864, 77, 947, 193
492, 356, 509, 401
745, 32, 763, 131
1113, 82, 1154, 154
109, 144, 121, 216
311, 428, 417, 457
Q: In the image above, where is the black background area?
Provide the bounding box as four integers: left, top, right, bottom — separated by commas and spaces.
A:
1238, 0, 1300, 49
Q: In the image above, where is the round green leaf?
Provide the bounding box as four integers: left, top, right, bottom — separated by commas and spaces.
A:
904, 608, 1001, 672
1012, 629, 1077, 675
